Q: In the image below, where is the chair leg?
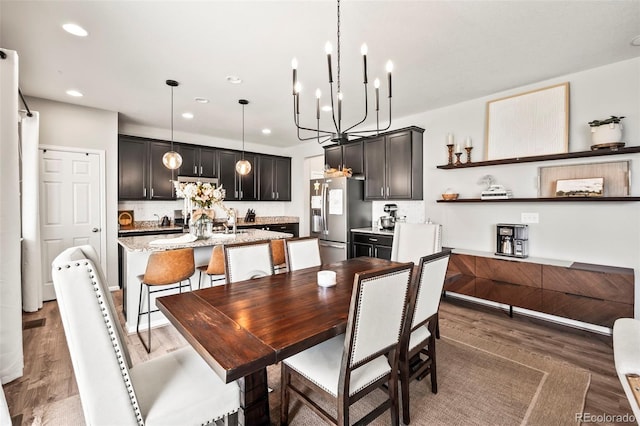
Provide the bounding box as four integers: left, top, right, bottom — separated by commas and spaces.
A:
198, 271, 203, 290
388, 373, 400, 426
435, 314, 440, 339
136, 283, 151, 353
430, 337, 438, 394
400, 358, 411, 425
280, 365, 291, 425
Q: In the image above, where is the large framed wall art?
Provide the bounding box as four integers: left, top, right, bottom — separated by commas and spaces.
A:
485, 82, 569, 160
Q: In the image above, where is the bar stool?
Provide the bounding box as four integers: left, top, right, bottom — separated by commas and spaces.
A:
271, 239, 287, 274
197, 245, 226, 288
136, 247, 195, 353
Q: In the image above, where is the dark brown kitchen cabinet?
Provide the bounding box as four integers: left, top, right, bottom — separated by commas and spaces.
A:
218, 150, 257, 201
364, 127, 423, 200
351, 232, 393, 260
177, 144, 217, 178
323, 141, 364, 175
118, 135, 176, 200
258, 155, 291, 201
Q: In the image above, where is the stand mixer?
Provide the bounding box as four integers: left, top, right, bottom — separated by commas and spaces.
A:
380, 204, 398, 230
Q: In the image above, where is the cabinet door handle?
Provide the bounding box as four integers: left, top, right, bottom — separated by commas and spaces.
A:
200, 165, 203, 175
276, 192, 279, 199
240, 190, 243, 199
194, 165, 197, 174
272, 192, 275, 199
235, 190, 238, 198
368, 238, 378, 242
386, 187, 390, 197
380, 187, 384, 197
143, 188, 147, 197
151, 188, 154, 197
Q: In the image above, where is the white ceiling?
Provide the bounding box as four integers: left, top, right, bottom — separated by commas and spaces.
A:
2, 1, 639, 148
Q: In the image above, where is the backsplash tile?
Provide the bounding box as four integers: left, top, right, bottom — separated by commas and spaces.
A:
118, 200, 287, 222
372, 200, 425, 225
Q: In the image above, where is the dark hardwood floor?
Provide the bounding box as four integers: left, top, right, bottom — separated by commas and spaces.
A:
3, 291, 634, 425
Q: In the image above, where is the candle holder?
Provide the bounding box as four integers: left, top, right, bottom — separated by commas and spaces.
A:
465, 146, 473, 164
446, 144, 454, 165
454, 152, 463, 166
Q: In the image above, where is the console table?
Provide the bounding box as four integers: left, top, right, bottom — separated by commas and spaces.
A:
444, 249, 634, 328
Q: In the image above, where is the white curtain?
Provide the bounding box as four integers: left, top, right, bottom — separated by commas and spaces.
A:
0, 48, 24, 384
20, 111, 42, 312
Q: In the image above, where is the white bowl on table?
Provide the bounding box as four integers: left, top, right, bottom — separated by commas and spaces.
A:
317, 270, 337, 288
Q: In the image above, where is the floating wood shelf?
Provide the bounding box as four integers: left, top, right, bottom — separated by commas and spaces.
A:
437, 146, 640, 169
437, 197, 640, 203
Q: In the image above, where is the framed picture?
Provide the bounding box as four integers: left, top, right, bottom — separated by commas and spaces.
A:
555, 177, 604, 197
485, 82, 569, 160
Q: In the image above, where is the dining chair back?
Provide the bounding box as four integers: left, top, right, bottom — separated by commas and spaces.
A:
391, 222, 442, 264
281, 262, 414, 425
52, 245, 239, 425
137, 247, 195, 352
224, 240, 274, 283
197, 245, 226, 288
285, 237, 322, 271
399, 249, 451, 424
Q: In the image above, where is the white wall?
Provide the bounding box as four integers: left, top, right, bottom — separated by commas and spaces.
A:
390, 58, 640, 315
25, 97, 119, 286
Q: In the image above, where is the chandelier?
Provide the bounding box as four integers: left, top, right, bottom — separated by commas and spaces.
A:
162, 79, 183, 170
291, 0, 393, 145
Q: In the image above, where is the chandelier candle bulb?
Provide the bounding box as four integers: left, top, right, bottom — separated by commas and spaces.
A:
361, 44, 368, 84
291, 58, 298, 95
315, 89, 321, 119
386, 60, 393, 98
337, 92, 343, 124
374, 78, 380, 111
325, 42, 333, 83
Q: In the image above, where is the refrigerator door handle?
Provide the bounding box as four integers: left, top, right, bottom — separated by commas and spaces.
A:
319, 242, 345, 249
321, 183, 329, 235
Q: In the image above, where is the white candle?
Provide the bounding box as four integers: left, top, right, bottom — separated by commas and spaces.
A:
447, 133, 453, 145
465, 137, 472, 147
455, 143, 462, 153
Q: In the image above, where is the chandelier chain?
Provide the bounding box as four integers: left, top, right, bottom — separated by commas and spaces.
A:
336, 0, 341, 93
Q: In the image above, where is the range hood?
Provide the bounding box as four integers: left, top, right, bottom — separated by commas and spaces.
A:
176, 176, 219, 185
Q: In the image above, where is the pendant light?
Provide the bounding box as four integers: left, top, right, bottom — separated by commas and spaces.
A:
162, 79, 183, 170
235, 99, 252, 175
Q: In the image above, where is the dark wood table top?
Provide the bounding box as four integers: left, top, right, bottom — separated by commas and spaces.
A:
157, 256, 400, 383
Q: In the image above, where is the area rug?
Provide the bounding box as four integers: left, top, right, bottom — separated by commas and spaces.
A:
267, 325, 591, 425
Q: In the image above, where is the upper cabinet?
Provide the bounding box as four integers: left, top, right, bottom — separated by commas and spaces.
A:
323, 127, 423, 200
177, 144, 217, 178
323, 141, 364, 175
218, 150, 257, 201
119, 135, 292, 203
363, 127, 424, 200
118, 135, 176, 200
258, 155, 291, 201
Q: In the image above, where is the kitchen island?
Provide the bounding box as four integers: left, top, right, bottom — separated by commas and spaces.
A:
118, 229, 292, 333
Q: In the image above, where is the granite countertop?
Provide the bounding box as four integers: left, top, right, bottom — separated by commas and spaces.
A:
351, 227, 395, 236
236, 216, 299, 226
118, 223, 184, 234
118, 228, 292, 252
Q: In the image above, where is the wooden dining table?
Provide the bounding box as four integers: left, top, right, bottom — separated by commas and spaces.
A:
156, 256, 402, 425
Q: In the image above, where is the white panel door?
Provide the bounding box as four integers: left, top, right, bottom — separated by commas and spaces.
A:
40, 149, 102, 300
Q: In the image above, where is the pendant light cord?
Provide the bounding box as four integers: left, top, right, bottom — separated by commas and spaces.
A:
241, 103, 245, 160
170, 85, 174, 150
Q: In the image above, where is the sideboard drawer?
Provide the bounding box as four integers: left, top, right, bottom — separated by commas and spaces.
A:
543, 265, 634, 305
476, 257, 542, 288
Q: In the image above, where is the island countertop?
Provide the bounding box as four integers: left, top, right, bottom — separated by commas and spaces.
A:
118, 229, 292, 252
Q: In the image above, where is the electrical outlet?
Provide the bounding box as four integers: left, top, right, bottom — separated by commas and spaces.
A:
521, 212, 539, 223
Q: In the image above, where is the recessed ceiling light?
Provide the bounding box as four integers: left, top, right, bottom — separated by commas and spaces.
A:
62, 23, 88, 37
226, 75, 242, 84
182, 112, 194, 119
194, 97, 209, 104
631, 35, 640, 46
262, 128, 271, 135
321, 105, 332, 112
66, 89, 83, 97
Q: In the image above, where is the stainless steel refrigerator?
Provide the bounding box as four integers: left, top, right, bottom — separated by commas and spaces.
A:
310, 176, 372, 263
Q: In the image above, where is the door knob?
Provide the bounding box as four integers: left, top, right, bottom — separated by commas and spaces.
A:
91, 227, 100, 233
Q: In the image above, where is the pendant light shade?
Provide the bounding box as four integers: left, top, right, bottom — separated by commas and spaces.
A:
163, 79, 183, 170
235, 99, 251, 176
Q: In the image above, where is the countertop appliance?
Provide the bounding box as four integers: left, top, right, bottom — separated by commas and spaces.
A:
380, 203, 398, 230
495, 223, 528, 258
310, 176, 371, 263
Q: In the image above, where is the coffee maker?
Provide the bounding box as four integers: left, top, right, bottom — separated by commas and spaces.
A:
496, 224, 528, 258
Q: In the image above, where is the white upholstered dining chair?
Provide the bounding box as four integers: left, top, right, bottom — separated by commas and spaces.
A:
391, 222, 442, 264
223, 240, 274, 283
613, 318, 640, 421
52, 245, 240, 425
280, 262, 414, 425
399, 249, 451, 424
284, 237, 322, 271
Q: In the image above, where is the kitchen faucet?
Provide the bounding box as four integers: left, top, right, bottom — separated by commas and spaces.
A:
153, 214, 160, 226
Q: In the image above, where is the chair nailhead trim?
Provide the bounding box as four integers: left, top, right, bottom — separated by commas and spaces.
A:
70, 261, 146, 426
